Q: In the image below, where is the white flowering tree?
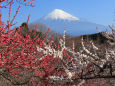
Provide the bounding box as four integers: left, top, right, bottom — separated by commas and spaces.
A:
35, 27, 115, 85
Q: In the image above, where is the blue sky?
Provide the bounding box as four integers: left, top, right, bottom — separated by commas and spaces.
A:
1, 0, 115, 26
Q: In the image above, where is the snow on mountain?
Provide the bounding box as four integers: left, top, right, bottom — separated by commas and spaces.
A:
44, 9, 80, 21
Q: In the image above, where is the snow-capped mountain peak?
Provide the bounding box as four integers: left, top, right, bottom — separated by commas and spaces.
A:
44, 9, 80, 21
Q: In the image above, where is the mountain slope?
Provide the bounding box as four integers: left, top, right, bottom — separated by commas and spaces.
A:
35, 9, 107, 36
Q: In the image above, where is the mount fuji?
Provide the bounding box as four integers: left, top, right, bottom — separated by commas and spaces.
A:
35, 9, 107, 36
